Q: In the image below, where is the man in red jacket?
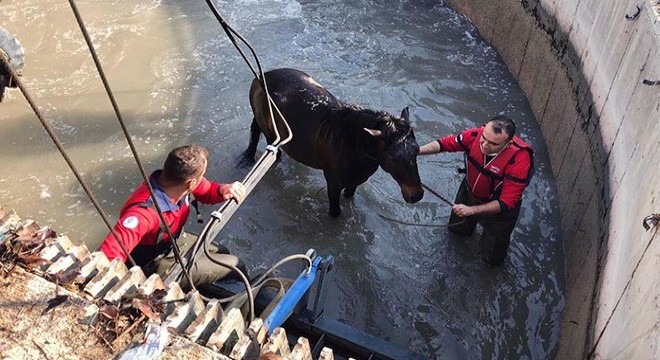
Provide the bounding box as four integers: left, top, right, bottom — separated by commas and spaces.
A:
99, 144, 246, 287
419, 116, 534, 265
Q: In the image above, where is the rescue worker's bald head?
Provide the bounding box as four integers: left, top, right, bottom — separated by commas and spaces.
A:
488, 115, 516, 141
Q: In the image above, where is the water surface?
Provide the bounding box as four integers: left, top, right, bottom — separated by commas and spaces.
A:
1, 1, 564, 358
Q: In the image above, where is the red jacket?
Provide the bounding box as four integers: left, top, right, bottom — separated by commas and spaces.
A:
99, 170, 225, 262
438, 126, 533, 211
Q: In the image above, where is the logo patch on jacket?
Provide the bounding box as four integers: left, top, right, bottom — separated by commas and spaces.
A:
489, 165, 502, 174
122, 216, 139, 229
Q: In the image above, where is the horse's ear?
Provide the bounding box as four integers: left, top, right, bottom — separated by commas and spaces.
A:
364, 128, 382, 137
400, 107, 410, 121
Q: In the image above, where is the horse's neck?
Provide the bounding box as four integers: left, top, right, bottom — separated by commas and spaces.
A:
329, 107, 381, 132
341, 108, 385, 160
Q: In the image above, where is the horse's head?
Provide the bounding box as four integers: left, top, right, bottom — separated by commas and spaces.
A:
364, 107, 424, 204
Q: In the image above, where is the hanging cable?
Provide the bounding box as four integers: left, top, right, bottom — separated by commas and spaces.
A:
66, 0, 195, 288
207, 253, 312, 305
159, 1, 303, 314
0, 52, 137, 267
201, 228, 255, 322
203, 0, 293, 147
159, 1, 303, 312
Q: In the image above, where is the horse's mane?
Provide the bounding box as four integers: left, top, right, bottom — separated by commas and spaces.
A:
328, 104, 411, 139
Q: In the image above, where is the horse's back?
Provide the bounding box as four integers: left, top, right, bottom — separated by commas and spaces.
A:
251, 68, 339, 122
249, 68, 340, 167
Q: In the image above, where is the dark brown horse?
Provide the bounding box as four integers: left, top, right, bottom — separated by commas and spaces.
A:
241, 68, 424, 217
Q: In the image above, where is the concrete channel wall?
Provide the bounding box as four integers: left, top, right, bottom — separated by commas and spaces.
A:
444, 0, 660, 358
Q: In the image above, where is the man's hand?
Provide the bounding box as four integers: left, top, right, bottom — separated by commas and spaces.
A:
452, 204, 476, 217
452, 200, 501, 217
220, 182, 247, 204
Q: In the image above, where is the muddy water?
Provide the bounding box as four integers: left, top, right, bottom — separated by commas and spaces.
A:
1, 0, 563, 358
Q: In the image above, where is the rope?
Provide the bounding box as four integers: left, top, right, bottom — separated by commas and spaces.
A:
66, 0, 195, 288
0, 52, 137, 267
377, 213, 445, 227
421, 182, 454, 207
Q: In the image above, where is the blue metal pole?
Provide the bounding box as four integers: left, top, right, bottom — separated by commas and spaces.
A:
263, 256, 322, 335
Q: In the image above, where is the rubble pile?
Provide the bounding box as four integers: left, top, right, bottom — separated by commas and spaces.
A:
0, 207, 344, 360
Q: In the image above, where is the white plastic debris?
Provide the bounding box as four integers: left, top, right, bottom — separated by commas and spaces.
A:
118, 322, 169, 360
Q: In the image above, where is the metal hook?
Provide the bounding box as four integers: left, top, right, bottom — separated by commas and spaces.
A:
642, 214, 659, 231
642, 79, 660, 86
625, 4, 642, 21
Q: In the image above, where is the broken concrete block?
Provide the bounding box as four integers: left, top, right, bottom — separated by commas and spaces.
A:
80, 303, 101, 326
207, 308, 245, 354
161, 281, 186, 319
83, 258, 128, 298
229, 333, 253, 359
184, 299, 222, 343
75, 251, 110, 285
166, 290, 205, 334
229, 318, 266, 359
248, 317, 266, 345
46, 244, 90, 276
48, 235, 73, 250
103, 266, 147, 303
0, 212, 21, 242
15, 219, 39, 239
289, 337, 312, 360
230, 317, 265, 360
319, 347, 334, 360
138, 273, 166, 297
262, 327, 291, 357
35, 235, 75, 271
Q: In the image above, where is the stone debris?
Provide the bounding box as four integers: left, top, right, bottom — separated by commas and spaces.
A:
0, 207, 345, 359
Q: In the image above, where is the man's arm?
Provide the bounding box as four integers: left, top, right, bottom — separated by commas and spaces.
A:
99, 209, 157, 262
419, 140, 442, 155
419, 128, 479, 156
453, 150, 532, 216
452, 200, 501, 217
193, 177, 246, 204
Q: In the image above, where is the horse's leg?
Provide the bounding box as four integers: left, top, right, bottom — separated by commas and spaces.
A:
343, 186, 356, 198
324, 171, 342, 217
238, 118, 261, 168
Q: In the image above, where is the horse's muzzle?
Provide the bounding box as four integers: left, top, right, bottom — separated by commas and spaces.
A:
401, 184, 424, 203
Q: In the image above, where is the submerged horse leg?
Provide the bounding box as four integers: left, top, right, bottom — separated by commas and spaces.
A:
343, 186, 356, 198
238, 118, 262, 168
324, 171, 343, 217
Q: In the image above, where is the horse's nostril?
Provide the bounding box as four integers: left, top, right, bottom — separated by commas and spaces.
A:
402, 188, 424, 203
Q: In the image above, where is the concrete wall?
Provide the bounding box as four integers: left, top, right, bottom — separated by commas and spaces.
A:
444, 0, 660, 358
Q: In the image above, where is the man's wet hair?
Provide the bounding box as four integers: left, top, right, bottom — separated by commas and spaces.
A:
489, 115, 516, 140
161, 144, 209, 184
